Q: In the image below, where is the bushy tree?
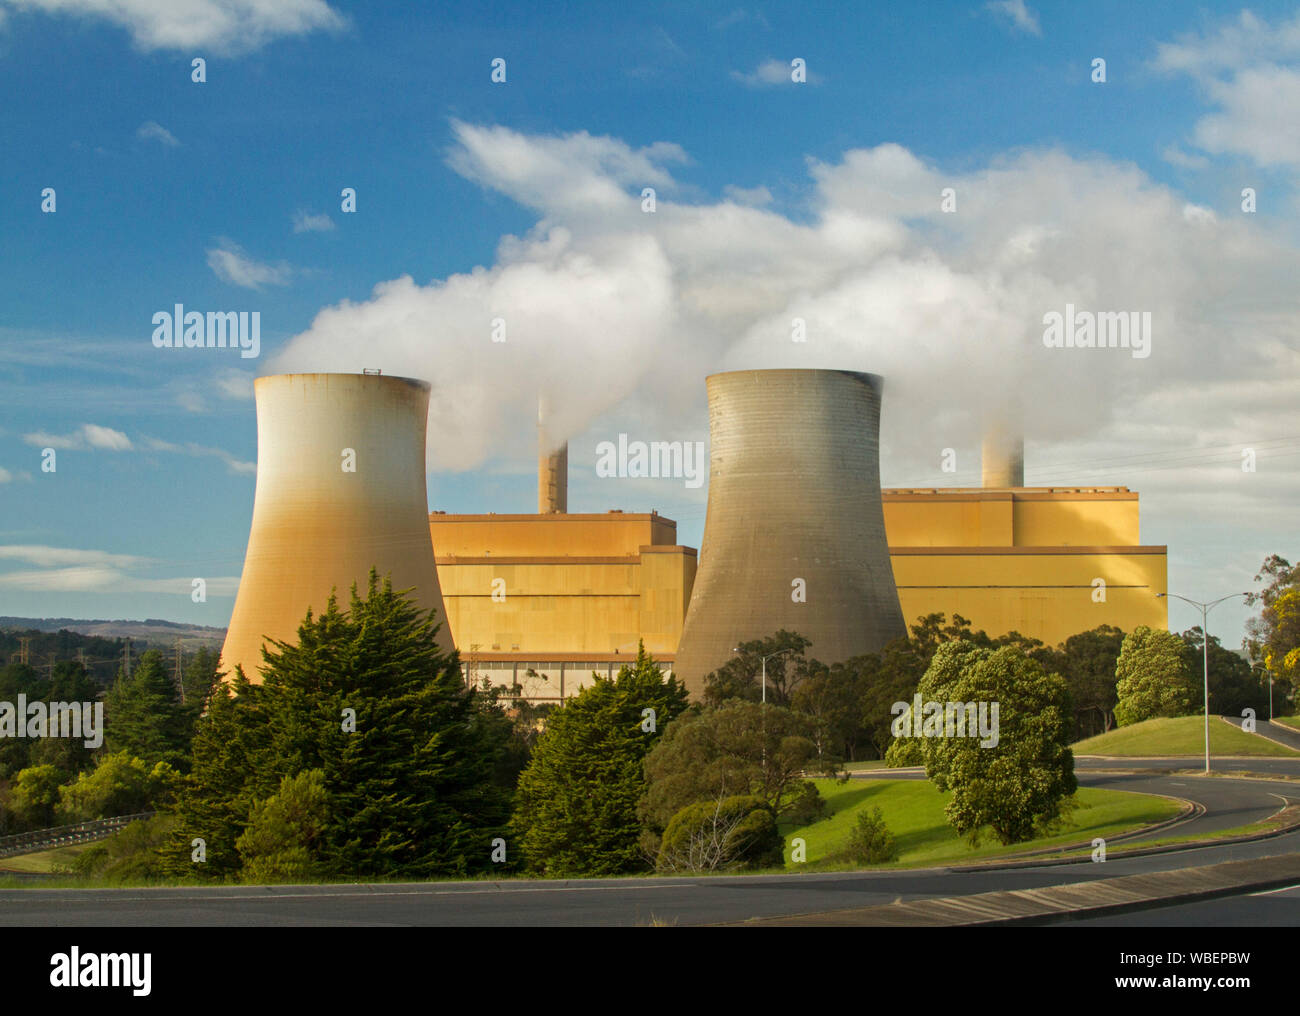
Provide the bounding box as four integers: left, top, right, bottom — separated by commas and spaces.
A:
1179, 627, 1267, 716
236, 770, 330, 884
1114, 626, 1195, 726
655, 795, 782, 872
702, 630, 811, 707
640, 701, 830, 857
1246, 555, 1300, 707
6, 764, 67, 829
913, 642, 1076, 845
57, 752, 177, 823
1048, 625, 1125, 738
510, 643, 689, 876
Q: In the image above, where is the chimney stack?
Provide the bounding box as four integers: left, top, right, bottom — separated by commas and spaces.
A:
537, 395, 567, 513
981, 421, 1024, 488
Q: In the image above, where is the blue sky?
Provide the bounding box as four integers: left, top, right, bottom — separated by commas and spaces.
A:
2, 1, 1298, 648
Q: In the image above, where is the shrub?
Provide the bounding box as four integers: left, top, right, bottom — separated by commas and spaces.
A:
656, 794, 782, 872
844, 806, 897, 864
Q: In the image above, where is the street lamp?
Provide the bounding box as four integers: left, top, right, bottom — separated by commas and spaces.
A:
1157, 591, 1249, 774
733, 645, 796, 705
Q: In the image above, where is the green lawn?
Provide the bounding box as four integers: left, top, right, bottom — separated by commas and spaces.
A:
0, 843, 89, 874
1073, 715, 1300, 757
779, 777, 1183, 869
1272, 716, 1300, 733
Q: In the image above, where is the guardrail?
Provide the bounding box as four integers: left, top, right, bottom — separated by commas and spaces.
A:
0, 812, 156, 859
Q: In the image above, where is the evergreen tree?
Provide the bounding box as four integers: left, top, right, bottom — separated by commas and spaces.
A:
511, 642, 689, 876
105, 650, 191, 768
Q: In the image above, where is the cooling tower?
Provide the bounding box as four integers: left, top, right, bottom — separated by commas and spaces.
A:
220, 372, 452, 684
672, 369, 906, 697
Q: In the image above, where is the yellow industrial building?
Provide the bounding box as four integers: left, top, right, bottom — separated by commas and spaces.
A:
429, 443, 1167, 700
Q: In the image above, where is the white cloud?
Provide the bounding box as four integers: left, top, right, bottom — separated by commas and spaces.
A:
292, 209, 335, 233
1161, 144, 1209, 170
215, 369, 255, 400
144, 436, 255, 475
732, 57, 819, 86
176, 389, 205, 413
206, 238, 292, 289
272, 121, 1300, 502
0, 545, 147, 569
136, 120, 179, 147
986, 0, 1040, 36
447, 119, 687, 217
23, 423, 132, 450
0, 467, 10, 484
1153, 11, 1300, 168
0, 0, 346, 55
722, 184, 772, 206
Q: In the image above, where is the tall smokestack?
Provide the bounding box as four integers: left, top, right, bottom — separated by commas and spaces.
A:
220, 373, 452, 683
537, 395, 567, 513
981, 421, 1024, 488
672, 369, 906, 697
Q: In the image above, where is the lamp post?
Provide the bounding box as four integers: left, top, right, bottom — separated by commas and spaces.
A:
734, 645, 796, 705
1157, 591, 1249, 774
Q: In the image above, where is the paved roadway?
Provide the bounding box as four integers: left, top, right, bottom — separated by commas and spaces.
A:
0, 767, 1297, 926
1055, 883, 1300, 927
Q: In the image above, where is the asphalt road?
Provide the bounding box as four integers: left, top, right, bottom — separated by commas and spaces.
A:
0, 770, 1297, 926
1055, 883, 1300, 927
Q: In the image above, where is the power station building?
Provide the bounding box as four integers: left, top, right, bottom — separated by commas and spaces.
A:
429, 378, 1167, 701
221, 371, 1167, 700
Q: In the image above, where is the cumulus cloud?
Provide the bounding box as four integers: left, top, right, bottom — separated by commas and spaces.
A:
0, 0, 346, 56
0, 467, 10, 484
292, 209, 335, 233
136, 120, 179, 147
986, 0, 1040, 36
1153, 10, 1300, 168
23, 423, 132, 450
270, 120, 1300, 507
206, 239, 292, 289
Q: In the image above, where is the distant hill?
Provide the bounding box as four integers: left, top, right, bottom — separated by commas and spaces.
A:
0, 618, 226, 686
0, 617, 226, 646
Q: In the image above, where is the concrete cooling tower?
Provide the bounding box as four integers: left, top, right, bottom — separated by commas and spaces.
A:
672, 368, 906, 697
220, 372, 452, 683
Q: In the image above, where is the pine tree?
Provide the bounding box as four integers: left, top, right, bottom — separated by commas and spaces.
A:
510, 642, 690, 876
105, 650, 191, 769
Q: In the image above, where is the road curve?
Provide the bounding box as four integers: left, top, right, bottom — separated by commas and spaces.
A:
0, 769, 1297, 926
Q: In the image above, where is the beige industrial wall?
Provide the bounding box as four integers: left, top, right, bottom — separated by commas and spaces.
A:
430, 513, 695, 660
428, 487, 1165, 695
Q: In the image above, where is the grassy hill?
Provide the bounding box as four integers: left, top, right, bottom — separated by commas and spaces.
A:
1073, 715, 1300, 757
779, 778, 1182, 869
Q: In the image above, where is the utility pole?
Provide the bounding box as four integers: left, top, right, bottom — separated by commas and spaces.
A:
77, 648, 87, 669
18, 637, 30, 666
123, 639, 132, 679
47, 654, 56, 682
